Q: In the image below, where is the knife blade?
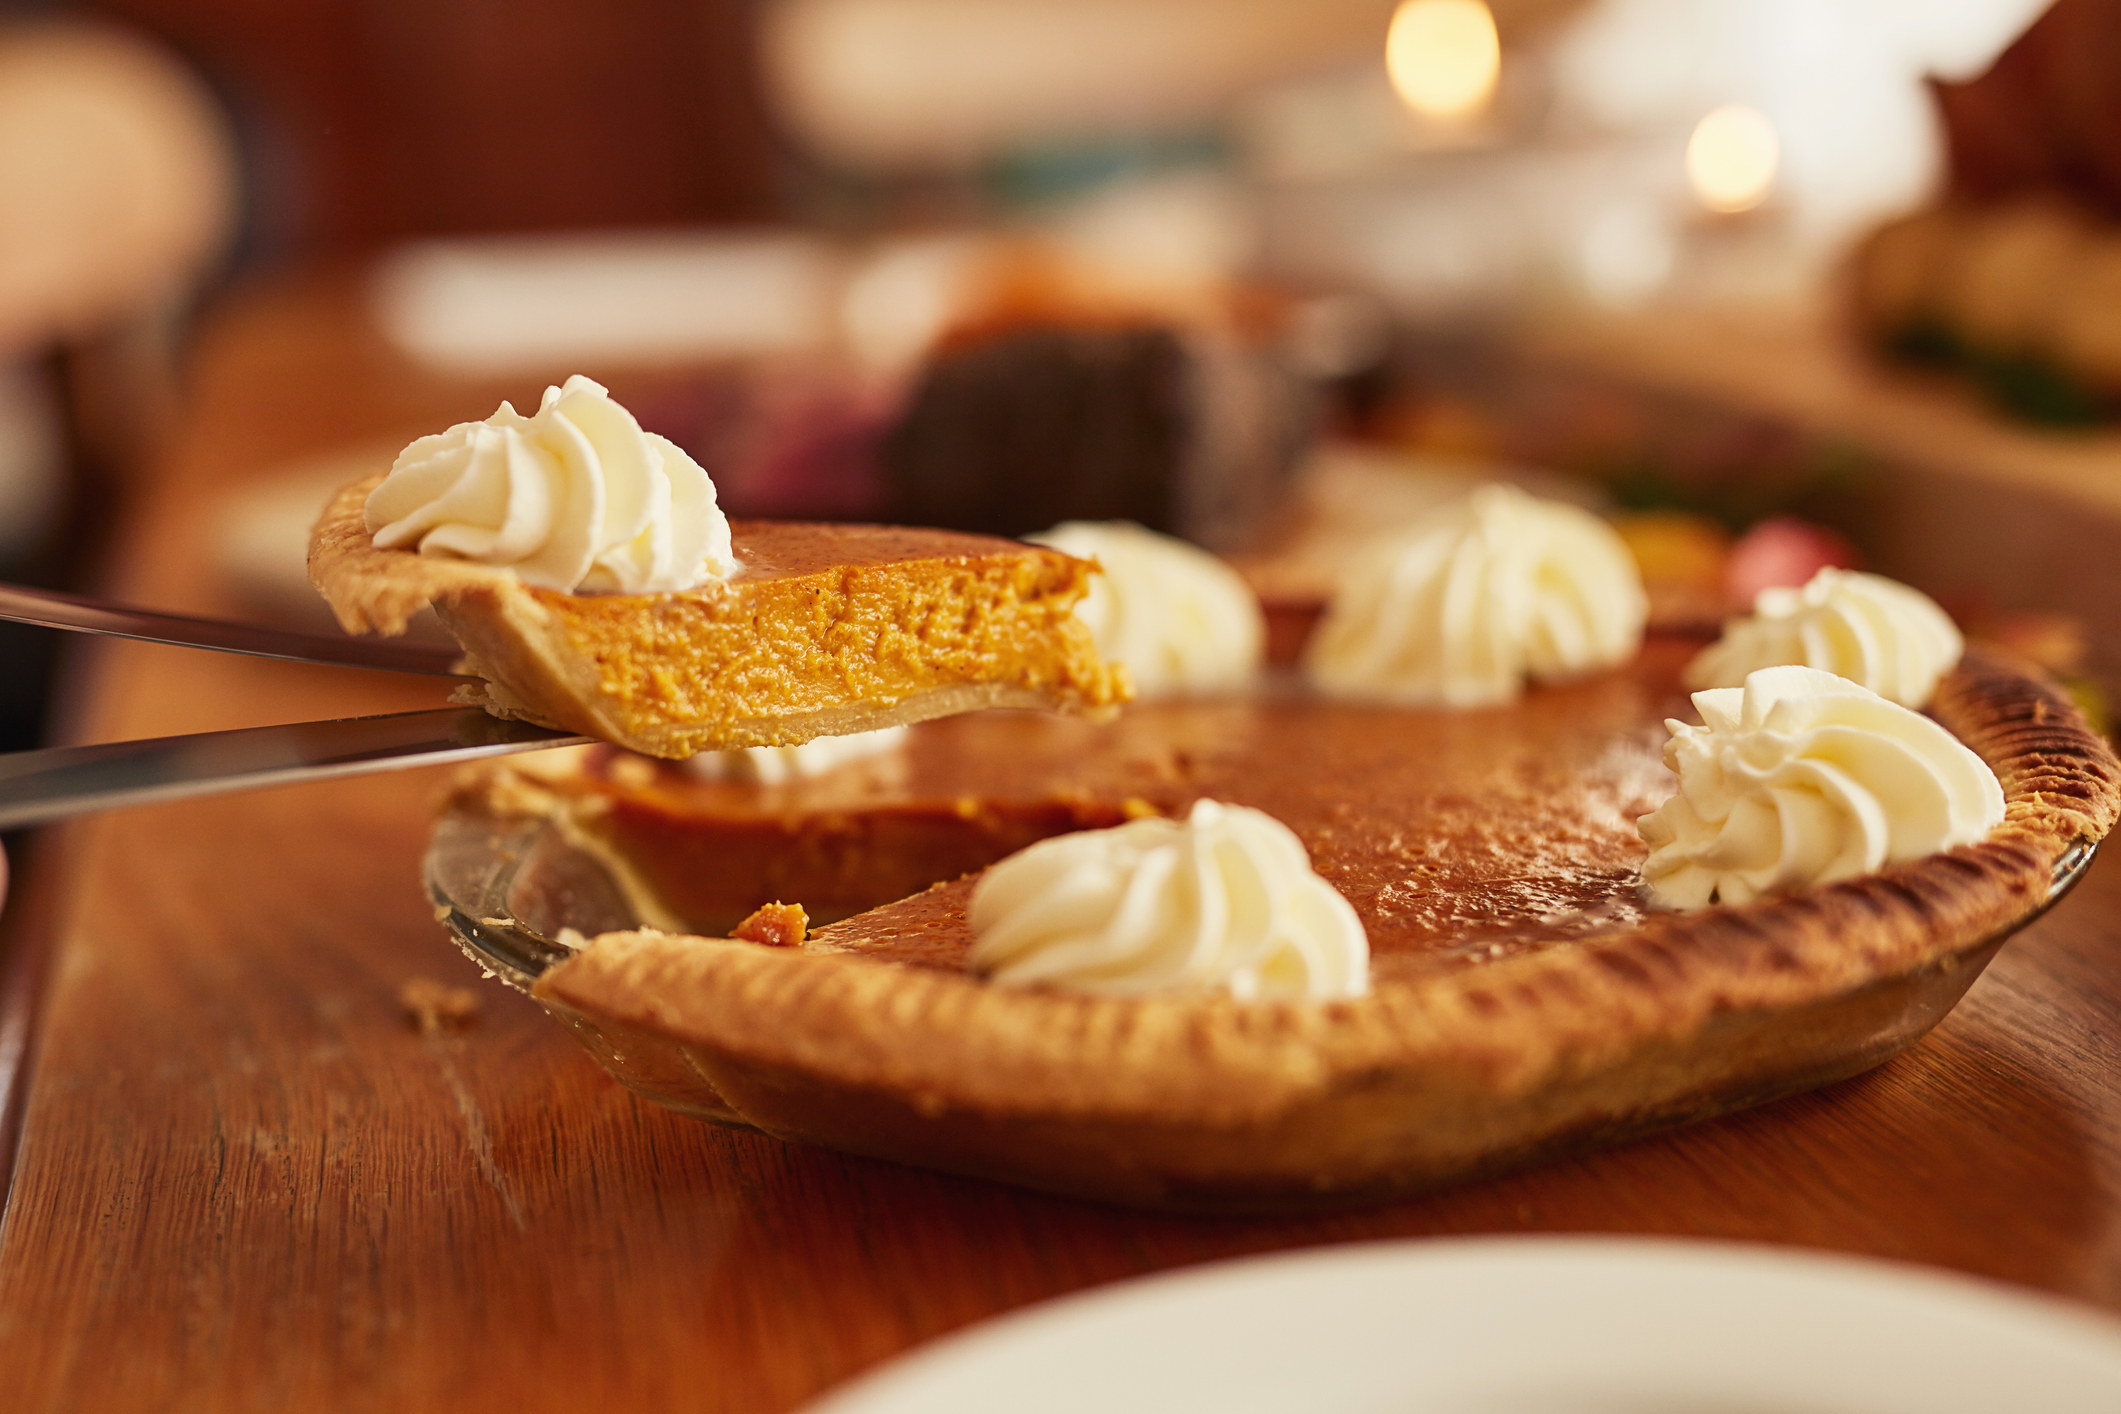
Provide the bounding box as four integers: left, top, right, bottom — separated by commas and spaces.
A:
0, 708, 587, 829
0, 581, 469, 677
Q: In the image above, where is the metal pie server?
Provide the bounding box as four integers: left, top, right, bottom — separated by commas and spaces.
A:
0, 583, 584, 827
0, 581, 467, 677
0, 709, 587, 829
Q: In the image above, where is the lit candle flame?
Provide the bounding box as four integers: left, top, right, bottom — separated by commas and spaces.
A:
1687, 104, 1779, 213
1386, 0, 1501, 121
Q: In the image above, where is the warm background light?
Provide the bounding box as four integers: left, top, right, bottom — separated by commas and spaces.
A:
1687, 104, 1779, 213
1386, 0, 1500, 120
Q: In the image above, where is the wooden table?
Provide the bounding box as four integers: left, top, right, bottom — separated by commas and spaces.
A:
4, 274, 2121, 1411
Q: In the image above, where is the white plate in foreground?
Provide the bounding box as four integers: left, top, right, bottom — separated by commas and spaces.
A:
805, 1236, 2121, 1414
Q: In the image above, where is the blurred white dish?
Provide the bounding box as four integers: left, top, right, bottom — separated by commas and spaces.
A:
372, 231, 837, 374
214, 443, 449, 644
805, 1236, 2121, 1414
214, 447, 388, 621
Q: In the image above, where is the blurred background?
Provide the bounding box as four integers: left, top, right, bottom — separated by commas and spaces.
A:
2, 0, 2116, 751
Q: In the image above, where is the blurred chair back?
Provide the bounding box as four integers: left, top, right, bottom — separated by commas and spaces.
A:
0, 22, 234, 358
0, 20, 237, 748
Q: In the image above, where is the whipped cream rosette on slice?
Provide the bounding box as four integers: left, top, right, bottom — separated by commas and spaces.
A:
1304, 484, 1647, 708
310, 377, 1125, 756
1639, 665, 2004, 908
365, 374, 739, 594
1688, 567, 1963, 709
1026, 521, 1264, 697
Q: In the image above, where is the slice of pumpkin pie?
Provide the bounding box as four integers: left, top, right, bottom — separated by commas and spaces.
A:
308, 376, 1126, 757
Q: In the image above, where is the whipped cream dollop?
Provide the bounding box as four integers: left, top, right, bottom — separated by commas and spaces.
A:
365, 374, 737, 593
1025, 522, 1264, 696
967, 799, 1367, 1000
1638, 665, 2004, 909
681, 725, 908, 785
1304, 484, 1647, 708
1686, 567, 1963, 709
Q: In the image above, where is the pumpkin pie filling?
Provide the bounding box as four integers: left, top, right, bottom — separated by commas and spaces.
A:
311, 476, 1127, 757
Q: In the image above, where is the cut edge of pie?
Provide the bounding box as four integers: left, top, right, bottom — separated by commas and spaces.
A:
309, 475, 1129, 756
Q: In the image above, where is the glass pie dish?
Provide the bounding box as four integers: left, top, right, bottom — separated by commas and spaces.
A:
426, 792, 2101, 1199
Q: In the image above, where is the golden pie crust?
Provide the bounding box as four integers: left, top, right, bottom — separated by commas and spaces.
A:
309, 475, 1127, 757
454, 644, 2116, 1208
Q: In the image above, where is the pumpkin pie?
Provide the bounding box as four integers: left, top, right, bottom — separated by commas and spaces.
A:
309, 474, 1127, 757
439, 636, 2119, 1207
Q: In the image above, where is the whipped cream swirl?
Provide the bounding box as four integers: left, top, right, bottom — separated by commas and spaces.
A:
1638, 665, 2003, 909
967, 799, 1367, 1000
1026, 521, 1263, 696
682, 726, 908, 785
1687, 567, 1963, 709
1304, 484, 1646, 707
365, 374, 737, 593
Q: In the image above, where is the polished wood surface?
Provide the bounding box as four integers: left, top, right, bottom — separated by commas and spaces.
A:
4, 276, 2121, 1410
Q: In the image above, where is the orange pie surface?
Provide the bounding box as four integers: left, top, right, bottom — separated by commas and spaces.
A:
492, 637, 1697, 976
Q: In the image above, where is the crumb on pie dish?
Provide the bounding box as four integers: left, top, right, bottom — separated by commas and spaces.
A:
422, 486, 2121, 1208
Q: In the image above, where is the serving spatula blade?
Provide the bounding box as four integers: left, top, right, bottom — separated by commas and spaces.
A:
0, 708, 585, 829
0, 581, 467, 677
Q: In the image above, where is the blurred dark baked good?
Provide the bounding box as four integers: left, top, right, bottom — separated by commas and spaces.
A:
886, 323, 1191, 536
880, 250, 1313, 548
